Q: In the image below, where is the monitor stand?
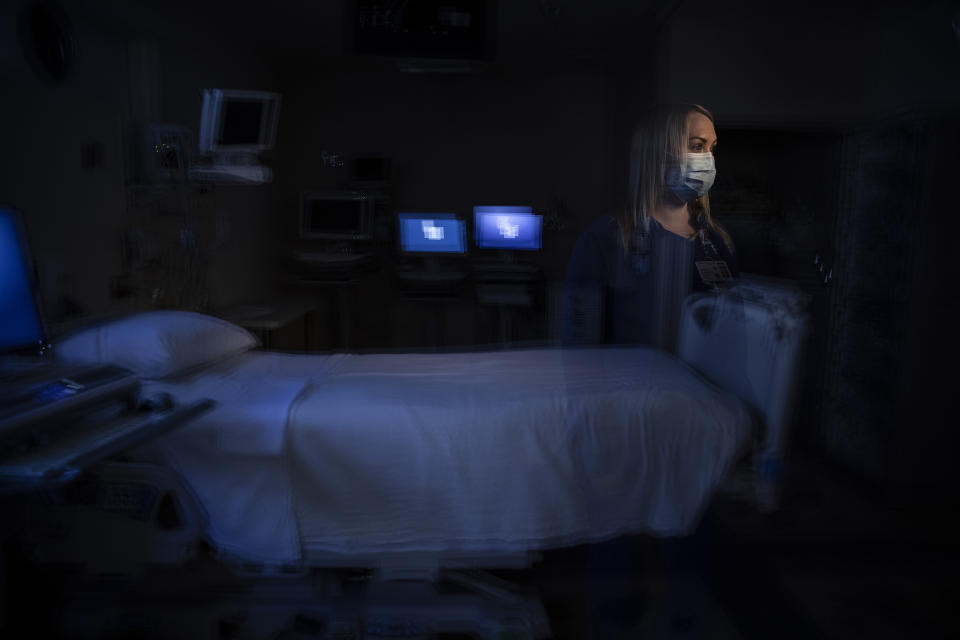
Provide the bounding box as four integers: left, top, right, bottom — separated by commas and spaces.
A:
326, 241, 352, 255
189, 152, 272, 183
213, 151, 260, 166
473, 251, 539, 281
423, 256, 441, 273
398, 256, 465, 298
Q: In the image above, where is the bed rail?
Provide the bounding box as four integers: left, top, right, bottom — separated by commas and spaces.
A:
677, 276, 811, 512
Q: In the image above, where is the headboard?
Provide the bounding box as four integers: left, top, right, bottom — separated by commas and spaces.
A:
676, 276, 811, 511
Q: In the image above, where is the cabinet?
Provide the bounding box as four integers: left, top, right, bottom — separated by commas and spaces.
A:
820, 117, 938, 495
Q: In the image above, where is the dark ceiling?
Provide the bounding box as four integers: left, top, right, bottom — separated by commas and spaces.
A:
74, 0, 680, 65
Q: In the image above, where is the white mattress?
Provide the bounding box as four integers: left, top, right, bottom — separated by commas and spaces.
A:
288, 347, 752, 555
133, 348, 751, 565
132, 351, 347, 565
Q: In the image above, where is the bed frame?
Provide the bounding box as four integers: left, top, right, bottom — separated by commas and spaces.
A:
18, 278, 809, 638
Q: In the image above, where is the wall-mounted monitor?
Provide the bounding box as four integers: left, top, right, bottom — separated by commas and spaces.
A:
398, 212, 466, 254
300, 192, 373, 241
473, 205, 541, 250
198, 89, 281, 154
351, 0, 496, 61
0, 206, 46, 355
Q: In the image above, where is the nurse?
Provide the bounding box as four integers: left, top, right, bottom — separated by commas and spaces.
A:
562, 103, 738, 351
563, 103, 739, 637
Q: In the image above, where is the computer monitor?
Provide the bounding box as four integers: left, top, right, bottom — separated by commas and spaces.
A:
198, 89, 281, 154
473, 206, 541, 250
0, 207, 46, 355
397, 213, 466, 254
300, 192, 373, 240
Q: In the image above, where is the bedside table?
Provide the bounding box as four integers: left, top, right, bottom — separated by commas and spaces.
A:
218, 294, 322, 350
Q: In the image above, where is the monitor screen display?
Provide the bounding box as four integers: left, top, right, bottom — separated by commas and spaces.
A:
198, 89, 281, 153
301, 193, 370, 239
0, 208, 45, 353
398, 213, 465, 254
474, 206, 541, 250
219, 100, 264, 146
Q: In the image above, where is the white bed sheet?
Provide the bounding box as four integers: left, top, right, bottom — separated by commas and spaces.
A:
288, 347, 752, 556
131, 351, 347, 565
131, 347, 751, 565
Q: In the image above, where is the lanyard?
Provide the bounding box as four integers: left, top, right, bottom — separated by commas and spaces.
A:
630, 223, 717, 272
630, 218, 731, 288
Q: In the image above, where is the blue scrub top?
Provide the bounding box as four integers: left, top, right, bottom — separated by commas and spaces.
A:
561, 214, 739, 349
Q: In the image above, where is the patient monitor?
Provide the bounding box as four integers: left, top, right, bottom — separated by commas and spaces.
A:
300, 191, 374, 241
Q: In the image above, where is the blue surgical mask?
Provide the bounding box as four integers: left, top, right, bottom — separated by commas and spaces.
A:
666, 152, 716, 202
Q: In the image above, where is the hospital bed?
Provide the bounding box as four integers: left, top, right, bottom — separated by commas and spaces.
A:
20, 278, 809, 638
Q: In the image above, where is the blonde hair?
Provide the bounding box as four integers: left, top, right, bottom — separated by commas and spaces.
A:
617, 103, 733, 252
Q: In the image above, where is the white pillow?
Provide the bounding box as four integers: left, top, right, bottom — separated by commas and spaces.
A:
56, 311, 258, 379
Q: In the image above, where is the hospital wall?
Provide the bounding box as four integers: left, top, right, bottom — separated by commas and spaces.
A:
658, 0, 960, 125
0, 1, 280, 332
0, 2, 130, 328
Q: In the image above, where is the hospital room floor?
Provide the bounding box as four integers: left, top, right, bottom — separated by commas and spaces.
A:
519, 450, 952, 639
3, 449, 951, 639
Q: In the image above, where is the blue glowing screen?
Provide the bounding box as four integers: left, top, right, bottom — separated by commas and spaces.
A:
0, 208, 44, 352
474, 206, 541, 250
398, 213, 466, 254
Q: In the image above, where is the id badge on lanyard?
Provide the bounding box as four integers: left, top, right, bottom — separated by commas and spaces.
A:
695, 231, 732, 287
695, 259, 733, 286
